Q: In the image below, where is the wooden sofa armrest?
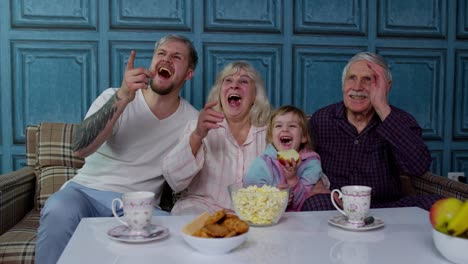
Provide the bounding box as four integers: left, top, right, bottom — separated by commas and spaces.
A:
0, 167, 36, 236
409, 171, 468, 201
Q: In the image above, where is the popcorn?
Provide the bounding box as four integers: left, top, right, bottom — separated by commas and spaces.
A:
231, 185, 288, 225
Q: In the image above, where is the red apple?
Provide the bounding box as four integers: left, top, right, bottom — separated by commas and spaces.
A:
430, 198, 463, 234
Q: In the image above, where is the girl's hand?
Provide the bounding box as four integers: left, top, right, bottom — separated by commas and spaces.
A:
281, 158, 301, 181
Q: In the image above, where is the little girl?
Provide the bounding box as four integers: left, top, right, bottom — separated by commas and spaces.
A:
244, 105, 329, 211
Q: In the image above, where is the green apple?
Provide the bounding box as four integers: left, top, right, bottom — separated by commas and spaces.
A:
430, 198, 463, 233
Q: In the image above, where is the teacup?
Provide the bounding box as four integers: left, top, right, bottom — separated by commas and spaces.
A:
331, 185, 371, 226
111, 191, 155, 235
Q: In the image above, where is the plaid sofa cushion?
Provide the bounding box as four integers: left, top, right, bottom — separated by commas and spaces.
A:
0, 211, 39, 264
25, 126, 38, 167
33, 122, 84, 210
0, 168, 35, 236
412, 172, 468, 201
36, 122, 84, 168
35, 166, 79, 211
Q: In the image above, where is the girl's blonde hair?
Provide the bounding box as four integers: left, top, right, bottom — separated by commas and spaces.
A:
266, 105, 313, 151
207, 61, 271, 127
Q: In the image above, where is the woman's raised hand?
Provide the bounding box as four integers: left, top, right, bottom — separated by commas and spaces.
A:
189, 101, 224, 156
193, 101, 224, 140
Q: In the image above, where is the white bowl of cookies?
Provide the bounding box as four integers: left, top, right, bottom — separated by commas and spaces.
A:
181, 210, 249, 254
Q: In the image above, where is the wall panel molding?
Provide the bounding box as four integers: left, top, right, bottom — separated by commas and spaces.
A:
11, 41, 97, 143
11, 0, 97, 30
430, 150, 443, 176
378, 0, 447, 38
457, 0, 468, 38
13, 155, 26, 171
110, 0, 192, 30
453, 50, 468, 139
293, 46, 366, 114
378, 49, 445, 140
204, 44, 281, 107
1, 0, 467, 177
205, 0, 282, 33
452, 151, 468, 173
294, 0, 366, 35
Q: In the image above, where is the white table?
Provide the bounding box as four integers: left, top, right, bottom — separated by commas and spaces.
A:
58, 207, 450, 264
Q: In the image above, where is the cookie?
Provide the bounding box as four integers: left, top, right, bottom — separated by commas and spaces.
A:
204, 210, 226, 225
203, 224, 230, 238
222, 218, 249, 234
192, 228, 211, 238
224, 213, 240, 220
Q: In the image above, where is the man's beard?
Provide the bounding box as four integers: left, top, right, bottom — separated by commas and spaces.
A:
149, 78, 175, 96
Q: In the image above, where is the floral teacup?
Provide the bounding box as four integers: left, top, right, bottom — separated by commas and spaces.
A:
331, 185, 372, 226
111, 191, 154, 236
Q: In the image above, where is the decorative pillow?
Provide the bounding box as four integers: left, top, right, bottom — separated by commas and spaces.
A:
26, 125, 38, 167
35, 166, 79, 210
34, 122, 85, 210
36, 122, 85, 168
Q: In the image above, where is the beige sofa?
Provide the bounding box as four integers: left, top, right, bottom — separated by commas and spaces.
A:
1, 122, 467, 264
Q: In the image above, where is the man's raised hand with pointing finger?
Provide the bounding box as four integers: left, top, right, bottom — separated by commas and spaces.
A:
118, 50, 154, 103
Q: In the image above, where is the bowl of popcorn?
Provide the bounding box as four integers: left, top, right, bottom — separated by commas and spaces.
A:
228, 183, 289, 226
181, 210, 249, 254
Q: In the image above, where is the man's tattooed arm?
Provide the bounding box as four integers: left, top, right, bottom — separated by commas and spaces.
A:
72, 93, 122, 154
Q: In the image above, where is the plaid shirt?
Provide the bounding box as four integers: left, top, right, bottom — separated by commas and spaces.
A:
309, 102, 432, 203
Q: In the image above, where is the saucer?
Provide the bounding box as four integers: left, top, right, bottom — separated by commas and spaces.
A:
328, 215, 384, 231
107, 224, 169, 243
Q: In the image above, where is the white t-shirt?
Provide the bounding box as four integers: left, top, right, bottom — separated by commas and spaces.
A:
70, 88, 198, 203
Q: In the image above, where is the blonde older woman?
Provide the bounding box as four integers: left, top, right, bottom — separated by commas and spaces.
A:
163, 61, 271, 215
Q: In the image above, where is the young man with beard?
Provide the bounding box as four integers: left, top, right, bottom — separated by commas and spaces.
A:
36, 34, 199, 264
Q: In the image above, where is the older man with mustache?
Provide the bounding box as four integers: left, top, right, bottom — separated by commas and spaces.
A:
302, 52, 443, 211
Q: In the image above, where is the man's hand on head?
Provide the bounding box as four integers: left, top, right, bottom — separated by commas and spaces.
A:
367, 62, 391, 120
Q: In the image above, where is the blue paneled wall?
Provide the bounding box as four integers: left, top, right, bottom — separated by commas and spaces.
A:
1, 0, 467, 178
